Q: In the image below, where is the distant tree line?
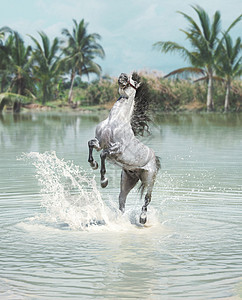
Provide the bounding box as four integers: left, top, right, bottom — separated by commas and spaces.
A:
68, 72, 241, 112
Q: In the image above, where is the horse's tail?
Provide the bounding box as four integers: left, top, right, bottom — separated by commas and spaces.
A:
139, 155, 161, 197
155, 156, 161, 172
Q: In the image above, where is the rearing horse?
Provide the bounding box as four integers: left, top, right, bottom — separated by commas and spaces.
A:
88, 72, 160, 224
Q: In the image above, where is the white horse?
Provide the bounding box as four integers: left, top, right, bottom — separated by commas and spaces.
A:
88, 72, 160, 224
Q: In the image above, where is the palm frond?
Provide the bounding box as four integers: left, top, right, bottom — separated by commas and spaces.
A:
164, 67, 205, 79
0, 26, 13, 35
193, 76, 208, 82
225, 14, 242, 34
28, 34, 43, 54
192, 5, 211, 41
178, 10, 201, 35
153, 41, 186, 54
231, 37, 241, 62
0, 92, 31, 104
224, 34, 233, 59
210, 11, 221, 47
39, 31, 50, 60
232, 58, 242, 77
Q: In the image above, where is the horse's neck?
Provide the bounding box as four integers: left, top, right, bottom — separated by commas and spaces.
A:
109, 93, 135, 124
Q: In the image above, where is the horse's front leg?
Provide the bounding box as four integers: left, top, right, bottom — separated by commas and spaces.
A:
88, 138, 101, 170
100, 142, 121, 188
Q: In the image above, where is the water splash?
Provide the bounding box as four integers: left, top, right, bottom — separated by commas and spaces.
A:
20, 151, 111, 230
19, 151, 161, 232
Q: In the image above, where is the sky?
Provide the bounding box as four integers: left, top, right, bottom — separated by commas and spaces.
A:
1, 0, 241, 78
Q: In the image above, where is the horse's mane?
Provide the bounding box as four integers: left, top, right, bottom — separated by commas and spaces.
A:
131, 72, 151, 136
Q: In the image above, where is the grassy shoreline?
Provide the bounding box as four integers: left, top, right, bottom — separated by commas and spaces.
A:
1, 73, 241, 114
18, 102, 241, 115
3, 100, 240, 114
65, 73, 242, 113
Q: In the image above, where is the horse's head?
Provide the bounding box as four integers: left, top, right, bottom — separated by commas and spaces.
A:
118, 72, 141, 98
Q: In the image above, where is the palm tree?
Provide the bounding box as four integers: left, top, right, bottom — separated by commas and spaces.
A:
154, 6, 241, 111
61, 19, 105, 103
216, 34, 241, 112
30, 32, 60, 104
0, 31, 8, 92
0, 32, 4, 44
0, 27, 13, 92
0, 28, 36, 112
7, 31, 33, 96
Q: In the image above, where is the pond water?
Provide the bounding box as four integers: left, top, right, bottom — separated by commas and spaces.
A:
0, 112, 241, 299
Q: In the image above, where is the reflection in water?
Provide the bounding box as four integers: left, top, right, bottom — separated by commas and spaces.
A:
0, 112, 106, 155
154, 112, 242, 127
154, 113, 242, 148
0, 112, 241, 299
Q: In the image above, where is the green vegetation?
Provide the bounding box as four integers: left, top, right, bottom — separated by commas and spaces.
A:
57, 72, 241, 112
153, 6, 241, 112
0, 92, 31, 112
0, 7, 241, 113
61, 19, 105, 103
215, 33, 241, 112
144, 74, 241, 112
29, 32, 60, 104
0, 19, 105, 111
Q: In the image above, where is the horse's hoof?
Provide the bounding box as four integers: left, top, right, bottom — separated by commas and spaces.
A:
91, 161, 98, 170
101, 178, 108, 188
119, 207, 125, 214
139, 212, 147, 224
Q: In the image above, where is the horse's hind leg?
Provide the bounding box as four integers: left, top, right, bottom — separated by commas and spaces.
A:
100, 150, 108, 188
139, 191, 152, 224
119, 169, 139, 213
139, 170, 156, 224
88, 138, 100, 169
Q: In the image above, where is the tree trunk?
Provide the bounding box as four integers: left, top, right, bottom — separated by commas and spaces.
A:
17, 73, 22, 95
1, 76, 6, 93
224, 80, 231, 113
206, 71, 214, 112
42, 83, 47, 105
68, 71, 75, 104
13, 101, 21, 113
18, 84, 21, 95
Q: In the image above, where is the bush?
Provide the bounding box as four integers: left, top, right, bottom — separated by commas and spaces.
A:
86, 79, 118, 105
69, 72, 241, 112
